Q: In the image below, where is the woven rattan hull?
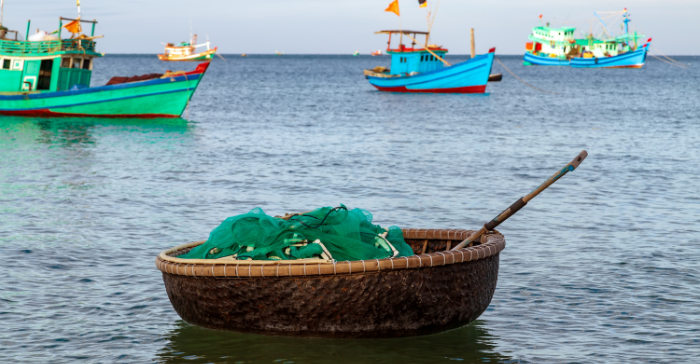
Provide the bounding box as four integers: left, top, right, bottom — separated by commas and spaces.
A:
157, 229, 505, 338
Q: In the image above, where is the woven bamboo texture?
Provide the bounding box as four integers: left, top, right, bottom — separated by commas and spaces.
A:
156, 229, 505, 277
157, 229, 506, 338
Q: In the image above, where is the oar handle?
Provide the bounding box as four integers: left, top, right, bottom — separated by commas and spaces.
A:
451, 151, 587, 251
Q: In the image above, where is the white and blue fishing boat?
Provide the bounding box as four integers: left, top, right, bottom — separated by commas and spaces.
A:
523, 9, 650, 69
364, 30, 495, 94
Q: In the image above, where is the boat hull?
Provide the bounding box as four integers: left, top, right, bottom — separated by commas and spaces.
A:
156, 229, 505, 338
158, 48, 218, 62
570, 46, 648, 68
367, 52, 494, 94
0, 63, 210, 118
523, 52, 570, 66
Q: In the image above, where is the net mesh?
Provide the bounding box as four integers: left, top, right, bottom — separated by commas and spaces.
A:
180, 205, 414, 261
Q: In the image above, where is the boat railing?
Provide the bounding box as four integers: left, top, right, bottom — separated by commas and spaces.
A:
0, 39, 96, 55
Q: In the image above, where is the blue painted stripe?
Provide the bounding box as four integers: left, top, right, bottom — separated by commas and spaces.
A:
0, 88, 193, 112
402, 63, 487, 87
523, 53, 570, 66
0, 73, 201, 101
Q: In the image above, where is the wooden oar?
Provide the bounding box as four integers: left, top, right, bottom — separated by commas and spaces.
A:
451, 151, 588, 251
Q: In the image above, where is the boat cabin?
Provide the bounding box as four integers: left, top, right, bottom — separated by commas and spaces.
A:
0, 17, 101, 93
526, 26, 576, 58
574, 33, 643, 58
160, 34, 212, 59
164, 42, 194, 56
375, 30, 448, 76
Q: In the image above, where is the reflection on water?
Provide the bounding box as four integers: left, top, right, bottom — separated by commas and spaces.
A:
158, 320, 517, 364
0, 116, 191, 147
0, 116, 191, 144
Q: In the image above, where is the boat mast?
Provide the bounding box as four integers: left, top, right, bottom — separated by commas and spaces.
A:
1, 0, 4, 26
623, 8, 630, 36
77, 0, 81, 18
426, 0, 441, 46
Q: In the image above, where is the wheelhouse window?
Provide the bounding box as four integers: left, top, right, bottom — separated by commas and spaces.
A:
61, 58, 71, 68
72, 58, 82, 69
2, 59, 10, 70
82, 58, 91, 70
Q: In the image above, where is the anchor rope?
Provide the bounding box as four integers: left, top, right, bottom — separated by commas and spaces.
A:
495, 58, 558, 95
649, 54, 688, 69
650, 46, 688, 68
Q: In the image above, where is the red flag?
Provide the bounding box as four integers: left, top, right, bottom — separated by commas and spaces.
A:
539, 14, 543, 19
385, 0, 400, 16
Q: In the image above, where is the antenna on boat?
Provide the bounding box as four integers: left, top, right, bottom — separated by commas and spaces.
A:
427, 0, 442, 42
189, 16, 193, 45
424, 2, 432, 44
1, 0, 4, 26
77, 0, 81, 19
622, 8, 630, 36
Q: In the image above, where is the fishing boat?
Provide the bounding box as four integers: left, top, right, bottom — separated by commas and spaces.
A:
156, 152, 588, 338
523, 9, 650, 68
353, 50, 360, 56
371, 49, 383, 56
0, 15, 209, 118
157, 34, 217, 62
364, 30, 495, 93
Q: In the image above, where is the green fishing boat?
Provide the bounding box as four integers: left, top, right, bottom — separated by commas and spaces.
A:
0, 8, 210, 118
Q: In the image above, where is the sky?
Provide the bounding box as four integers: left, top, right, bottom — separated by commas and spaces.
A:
2, 0, 698, 55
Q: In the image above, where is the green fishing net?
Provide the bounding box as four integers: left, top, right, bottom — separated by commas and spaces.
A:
180, 205, 414, 261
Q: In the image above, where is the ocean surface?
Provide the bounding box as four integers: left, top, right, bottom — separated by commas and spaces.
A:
1, 54, 699, 363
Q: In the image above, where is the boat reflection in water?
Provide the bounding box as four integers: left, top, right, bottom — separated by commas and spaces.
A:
157, 320, 514, 364
0, 116, 191, 148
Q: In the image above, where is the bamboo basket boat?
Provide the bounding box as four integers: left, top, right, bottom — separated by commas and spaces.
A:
156, 152, 588, 338
156, 228, 506, 338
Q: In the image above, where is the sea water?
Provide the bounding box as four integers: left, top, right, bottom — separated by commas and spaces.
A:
0, 55, 699, 363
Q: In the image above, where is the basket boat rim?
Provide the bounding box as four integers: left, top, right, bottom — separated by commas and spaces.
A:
155, 228, 505, 278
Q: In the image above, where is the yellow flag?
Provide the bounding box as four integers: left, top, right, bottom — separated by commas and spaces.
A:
419, 0, 428, 8
385, 0, 400, 16
63, 18, 82, 34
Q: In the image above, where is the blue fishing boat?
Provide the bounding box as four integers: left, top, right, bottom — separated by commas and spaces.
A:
523, 8, 650, 69
364, 30, 495, 93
